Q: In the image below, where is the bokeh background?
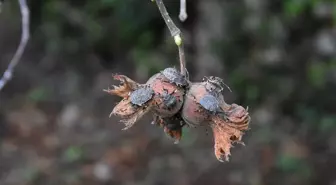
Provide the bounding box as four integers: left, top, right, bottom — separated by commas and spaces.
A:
1, 0, 336, 185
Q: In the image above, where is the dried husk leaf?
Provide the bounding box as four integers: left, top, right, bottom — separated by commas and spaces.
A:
120, 104, 153, 130
111, 98, 153, 130
111, 98, 136, 118
152, 115, 182, 144
163, 126, 182, 144
211, 104, 250, 162
104, 74, 140, 98
222, 104, 250, 130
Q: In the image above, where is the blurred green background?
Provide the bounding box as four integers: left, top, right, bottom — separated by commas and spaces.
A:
0, 0, 336, 185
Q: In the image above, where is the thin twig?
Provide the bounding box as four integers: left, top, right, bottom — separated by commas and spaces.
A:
178, 41, 187, 78
153, 0, 187, 77
0, 0, 30, 91
179, 0, 187, 22
154, 0, 180, 37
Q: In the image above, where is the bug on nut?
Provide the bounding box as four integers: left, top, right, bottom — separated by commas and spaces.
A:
105, 68, 189, 133
104, 0, 251, 163
106, 70, 250, 162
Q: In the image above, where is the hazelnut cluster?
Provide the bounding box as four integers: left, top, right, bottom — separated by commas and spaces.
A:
105, 67, 250, 162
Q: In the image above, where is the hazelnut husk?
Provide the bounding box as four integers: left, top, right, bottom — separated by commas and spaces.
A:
106, 71, 251, 162
181, 80, 250, 161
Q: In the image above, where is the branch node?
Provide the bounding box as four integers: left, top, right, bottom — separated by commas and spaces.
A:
174, 35, 182, 46
154, 0, 187, 77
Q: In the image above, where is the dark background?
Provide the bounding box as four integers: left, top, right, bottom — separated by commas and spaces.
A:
0, 0, 336, 185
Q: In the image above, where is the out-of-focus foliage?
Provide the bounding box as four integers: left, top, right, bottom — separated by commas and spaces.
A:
0, 0, 336, 185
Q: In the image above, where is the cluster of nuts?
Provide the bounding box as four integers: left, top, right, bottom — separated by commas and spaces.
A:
105, 67, 250, 162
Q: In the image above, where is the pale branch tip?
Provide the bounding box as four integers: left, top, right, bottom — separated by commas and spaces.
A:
0, 0, 30, 91
179, 0, 187, 22
154, 0, 187, 77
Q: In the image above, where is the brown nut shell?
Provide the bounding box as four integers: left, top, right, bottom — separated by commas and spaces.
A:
148, 73, 185, 118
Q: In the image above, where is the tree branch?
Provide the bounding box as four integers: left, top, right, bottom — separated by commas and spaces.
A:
0, 0, 30, 91
153, 0, 187, 77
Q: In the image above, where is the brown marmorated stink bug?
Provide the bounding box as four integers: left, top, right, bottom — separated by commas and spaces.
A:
161, 67, 189, 87
129, 86, 154, 107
